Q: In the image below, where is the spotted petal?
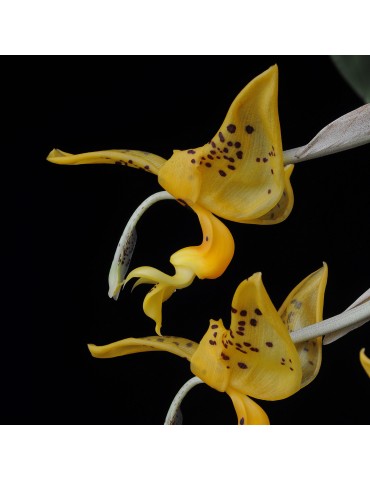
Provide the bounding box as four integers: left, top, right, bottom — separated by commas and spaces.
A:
190, 273, 302, 401
278, 264, 328, 388
253, 164, 294, 225
47, 148, 166, 175
158, 65, 285, 223
88, 335, 197, 361
226, 387, 270, 425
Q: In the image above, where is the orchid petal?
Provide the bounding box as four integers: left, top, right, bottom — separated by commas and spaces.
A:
170, 203, 235, 280
125, 204, 234, 333
191, 274, 302, 401
278, 264, 328, 388
158, 66, 286, 223
359, 348, 370, 377
47, 148, 166, 175
88, 335, 198, 361
226, 387, 270, 425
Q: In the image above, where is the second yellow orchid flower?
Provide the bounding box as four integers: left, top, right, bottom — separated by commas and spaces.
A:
47, 65, 293, 334
88, 264, 327, 424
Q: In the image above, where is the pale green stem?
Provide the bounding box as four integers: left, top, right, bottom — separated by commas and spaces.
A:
283, 103, 370, 164
108, 191, 175, 299
290, 300, 370, 344
164, 376, 204, 425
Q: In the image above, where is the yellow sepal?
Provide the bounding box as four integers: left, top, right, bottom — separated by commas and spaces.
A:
278, 263, 328, 388
47, 148, 166, 175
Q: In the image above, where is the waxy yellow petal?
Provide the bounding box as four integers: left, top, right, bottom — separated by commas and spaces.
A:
278, 264, 328, 388
253, 164, 294, 225
88, 335, 198, 361
125, 204, 234, 333
47, 148, 166, 175
170, 203, 235, 279
158, 65, 285, 223
226, 387, 270, 425
359, 348, 370, 377
191, 273, 302, 400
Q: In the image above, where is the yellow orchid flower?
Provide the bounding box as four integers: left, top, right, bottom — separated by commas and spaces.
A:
359, 348, 370, 377
88, 264, 327, 425
47, 65, 293, 334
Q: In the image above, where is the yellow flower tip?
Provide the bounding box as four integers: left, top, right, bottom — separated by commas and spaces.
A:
360, 348, 370, 377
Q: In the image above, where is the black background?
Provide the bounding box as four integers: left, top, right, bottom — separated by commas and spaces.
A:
19, 56, 370, 425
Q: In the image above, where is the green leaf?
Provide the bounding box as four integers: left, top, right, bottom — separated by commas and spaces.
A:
332, 55, 370, 103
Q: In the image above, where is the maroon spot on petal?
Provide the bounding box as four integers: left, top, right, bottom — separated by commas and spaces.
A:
219, 170, 226, 177
227, 124, 236, 133
223, 147, 229, 153
309, 360, 314, 365
238, 362, 248, 369
228, 340, 234, 345
240, 310, 247, 317
243, 342, 251, 347
281, 358, 285, 362
211, 324, 218, 329
227, 165, 236, 170
263, 157, 268, 163
255, 308, 262, 316
213, 332, 217, 338
191, 159, 196, 164
250, 318, 257, 326
128, 160, 133, 164
256, 157, 261, 162
207, 154, 214, 160
218, 131, 225, 142
221, 353, 230, 360
236, 331, 244, 336
236, 347, 248, 354
186, 342, 193, 347
240, 417, 245, 425
229, 331, 234, 339
250, 347, 259, 352
205, 236, 209, 241
268, 189, 271, 194
231, 307, 237, 314
216, 156, 220, 159
205, 162, 212, 167
238, 326, 245, 331
290, 367, 294, 371
211, 141, 216, 148
227, 141, 233, 146
271, 168, 274, 174
266, 342, 273, 348
209, 340, 217, 346
236, 151, 243, 159
238, 321, 246, 326
245, 125, 254, 134
236, 343, 242, 348
227, 157, 235, 163
187, 149, 196, 154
